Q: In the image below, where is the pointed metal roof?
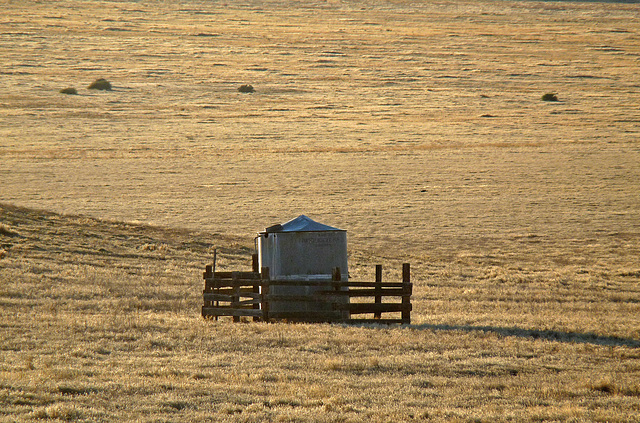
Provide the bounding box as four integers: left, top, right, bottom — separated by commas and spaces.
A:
264, 215, 344, 233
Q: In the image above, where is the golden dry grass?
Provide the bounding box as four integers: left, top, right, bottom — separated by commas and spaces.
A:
1, 0, 640, 421
1, 203, 639, 422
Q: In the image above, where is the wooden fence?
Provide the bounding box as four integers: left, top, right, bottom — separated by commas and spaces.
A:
202, 258, 412, 324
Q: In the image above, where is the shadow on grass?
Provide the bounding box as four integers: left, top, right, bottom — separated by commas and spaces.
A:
411, 323, 640, 348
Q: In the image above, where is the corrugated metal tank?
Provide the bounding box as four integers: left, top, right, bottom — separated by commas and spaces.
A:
258, 215, 348, 319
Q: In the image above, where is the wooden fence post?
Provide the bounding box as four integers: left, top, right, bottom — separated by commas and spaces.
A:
261, 267, 270, 323
332, 267, 347, 321
212, 248, 218, 321
252, 254, 260, 321
402, 263, 411, 324
232, 272, 240, 323
203, 265, 212, 319
252, 254, 259, 273
374, 264, 382, 319
332, 267, 341, 282
203, 265, 216, 320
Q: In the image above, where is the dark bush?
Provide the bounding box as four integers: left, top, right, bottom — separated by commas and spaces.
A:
59, 87, 78, 95
541, 93, 558, 102
238, 84, 254, 93
88, 78, 112, 91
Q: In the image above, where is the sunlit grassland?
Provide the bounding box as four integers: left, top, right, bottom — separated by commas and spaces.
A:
2, 0, 639, 247
1, 0, 640, 421
1, 203, 639, 422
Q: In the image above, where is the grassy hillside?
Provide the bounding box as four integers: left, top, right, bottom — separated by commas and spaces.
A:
1, 203, 639, 422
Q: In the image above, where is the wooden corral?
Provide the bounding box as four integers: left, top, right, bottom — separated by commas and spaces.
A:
202, 256, 412, 324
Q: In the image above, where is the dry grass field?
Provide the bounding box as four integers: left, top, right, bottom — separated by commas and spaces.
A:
1, 0, 640, 421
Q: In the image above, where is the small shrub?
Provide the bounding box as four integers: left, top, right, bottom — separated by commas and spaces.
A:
591, 379, 616, 394
413, 379, 435, 389
140, 243, 168, 252
165, 400, 188, 411
238, 84, 254, 93
541, 93, 558, 101
58, 385, 99, 396
94, 347, 111, 355
60, 87, 78, 95
88, 78, 112, 91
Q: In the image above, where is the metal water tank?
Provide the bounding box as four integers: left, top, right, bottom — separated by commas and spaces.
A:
257, 215, 348, 320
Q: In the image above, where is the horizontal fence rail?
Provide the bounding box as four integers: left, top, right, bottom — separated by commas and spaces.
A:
202, 260, 412, 324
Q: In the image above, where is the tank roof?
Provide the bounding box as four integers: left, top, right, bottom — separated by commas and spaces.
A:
263, 215, 344, 233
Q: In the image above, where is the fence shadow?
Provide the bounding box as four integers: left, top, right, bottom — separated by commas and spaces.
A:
408, 323, 640, 348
